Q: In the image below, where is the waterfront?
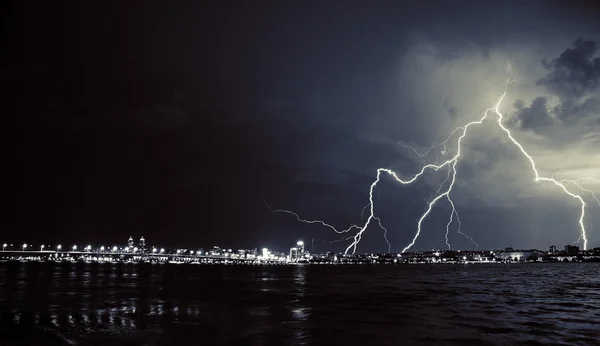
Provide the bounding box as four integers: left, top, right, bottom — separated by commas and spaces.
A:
3, 242, 600, 265
3, 236, 599, 265
1, 261, 600, 345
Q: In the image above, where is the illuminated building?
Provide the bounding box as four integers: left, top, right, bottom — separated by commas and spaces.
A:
297, 241, 304, 255
139, 236, 146, 252
127, 236, 134, 248
289, 247, 299, 261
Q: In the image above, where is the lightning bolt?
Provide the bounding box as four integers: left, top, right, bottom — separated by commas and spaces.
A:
269, 64, 593, 254
555, 176, 600, 207
266, 201, 391, 253
409, 136, 478, 250
325, 235, 355, 244
445, 195, 479, 249
399, 125, 465, 159
265, 202, 362, 235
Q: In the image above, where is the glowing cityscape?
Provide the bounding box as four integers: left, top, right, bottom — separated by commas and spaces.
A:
2, 236, 600, 264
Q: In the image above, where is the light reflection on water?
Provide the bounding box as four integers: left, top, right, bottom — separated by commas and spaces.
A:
0, 261, 600, 345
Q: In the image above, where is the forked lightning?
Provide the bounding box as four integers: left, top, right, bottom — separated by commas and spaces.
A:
269, 65, 598, 254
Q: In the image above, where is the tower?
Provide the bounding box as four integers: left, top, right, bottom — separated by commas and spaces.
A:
290, 247, 298, 261
128, 236, 134, 248
139, 236, 146, 248
296, 241, 304, 255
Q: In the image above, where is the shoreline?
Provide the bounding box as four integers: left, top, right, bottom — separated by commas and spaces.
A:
1, 258, 596, 265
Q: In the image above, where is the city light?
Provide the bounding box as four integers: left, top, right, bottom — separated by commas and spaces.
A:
1, 236, 596, 265
261, 248, 271, 260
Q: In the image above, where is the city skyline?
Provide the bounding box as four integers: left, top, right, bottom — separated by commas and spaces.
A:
2, 237, 599, 265
1, 235, 594, 257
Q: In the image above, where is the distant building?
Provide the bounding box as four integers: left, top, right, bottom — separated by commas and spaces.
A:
290, 247, 299, 261
128, 236, 134, 248
564, 245, 579, 256
297, 241, 305, 254
549, 245, 556, 253
498, 250, 536, 261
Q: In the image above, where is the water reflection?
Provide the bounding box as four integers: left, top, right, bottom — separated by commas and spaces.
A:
289, 265, 310, 344
1, 261, 600, 345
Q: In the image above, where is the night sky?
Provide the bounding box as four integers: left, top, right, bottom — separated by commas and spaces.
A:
2, 1, 600, 252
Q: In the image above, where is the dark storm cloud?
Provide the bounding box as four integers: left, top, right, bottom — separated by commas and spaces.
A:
510, 97, 554, 132
5, 0, 600, 252
511, 39, 600, 137
538, 38, 600, 100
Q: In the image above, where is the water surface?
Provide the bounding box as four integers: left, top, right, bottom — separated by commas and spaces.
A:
1, 261, 599, 345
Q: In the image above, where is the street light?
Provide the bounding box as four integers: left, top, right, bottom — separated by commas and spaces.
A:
2, 243, 6, 251
112, 246, 117, 252
86, 245, 91, 252
22, 243, 27, 251
152, 247, 157, 253
40, 245, 44, 252
100, 246, 105, 252
160, 248, 165, 254
57, 244, 62, 251
133, 247, 138, 253
72, 245, 77, 251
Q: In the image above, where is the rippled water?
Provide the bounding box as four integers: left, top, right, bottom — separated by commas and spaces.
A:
1, 261, 599, 345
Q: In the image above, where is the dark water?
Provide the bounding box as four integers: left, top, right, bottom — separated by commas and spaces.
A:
1, 261, 599, 346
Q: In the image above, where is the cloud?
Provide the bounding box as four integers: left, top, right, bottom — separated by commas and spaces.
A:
254, 9, 600, 250
538, 38, 600, 100
386, 37, 599, 240
509, 96, 555, 132
508, 39, 600, 154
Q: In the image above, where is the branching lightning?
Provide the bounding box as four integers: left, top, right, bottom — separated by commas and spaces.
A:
265, 201, 392, 253
557, 177, 600, 207
269, 65, 598, 254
